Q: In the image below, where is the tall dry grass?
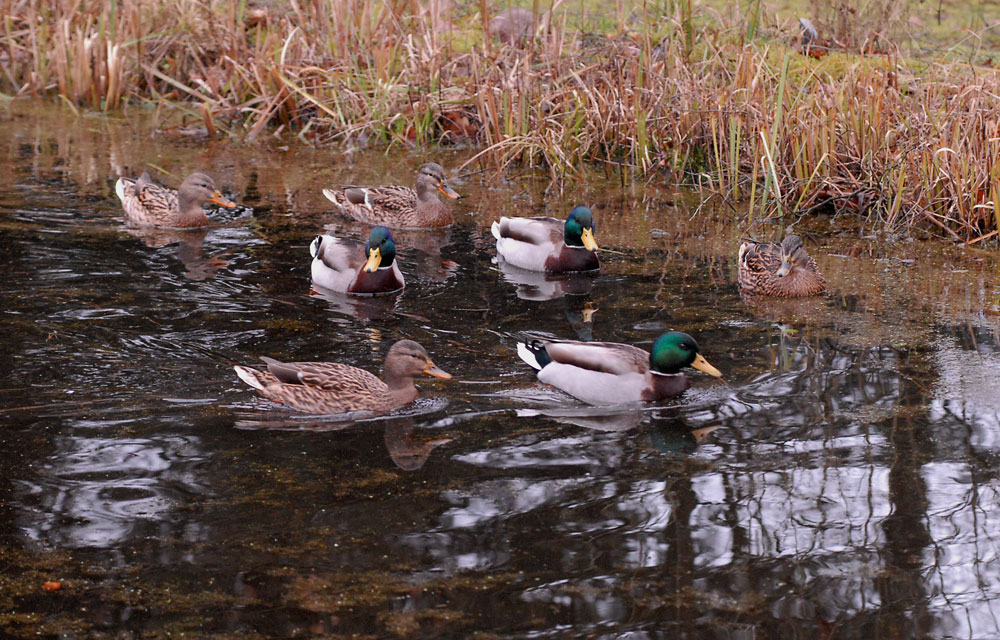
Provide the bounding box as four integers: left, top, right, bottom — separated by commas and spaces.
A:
3, 0, 1000, 242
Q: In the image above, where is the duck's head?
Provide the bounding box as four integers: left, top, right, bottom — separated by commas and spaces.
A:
385, 340, 452, 380
564, 206, 599, 251
363, 226, 397, 272
650, 332, 722, 377
416, 163, 460, 200
776, 235, 810, 278
179, 173, 236, 208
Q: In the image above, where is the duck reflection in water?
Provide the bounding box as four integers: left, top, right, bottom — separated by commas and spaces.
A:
384, 419, 452, 471
648, 420, 720, 454
514, 406, 719, 452
124, 227, 230, 281
232, 417, 451, 471
308, 284, 402, 321
386, 226, 460, 283
515, 406, 644, 432
564, 300, 597, 341
496, 259, 596, 301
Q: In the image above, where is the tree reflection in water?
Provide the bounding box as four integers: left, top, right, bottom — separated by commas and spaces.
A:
2, 104, 1000, 638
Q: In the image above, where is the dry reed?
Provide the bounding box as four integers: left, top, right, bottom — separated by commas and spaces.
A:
3, 0, 1000, 242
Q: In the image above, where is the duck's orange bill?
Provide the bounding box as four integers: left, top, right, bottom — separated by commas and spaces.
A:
211, 191, 237, 208
438, 182, 460, 199
581, 227, 599, 251
691, 353, 722, 378
422, 361, 452, 379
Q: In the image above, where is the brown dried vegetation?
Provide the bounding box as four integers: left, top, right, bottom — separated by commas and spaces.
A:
3, 0, 1000, 242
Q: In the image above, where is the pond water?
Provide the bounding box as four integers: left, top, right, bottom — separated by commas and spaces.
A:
3, 104, 1000, 638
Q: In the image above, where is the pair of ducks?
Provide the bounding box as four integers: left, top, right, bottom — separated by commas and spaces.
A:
115, 163, 458, 230
113, 164, 825, 414
309, 204, 600, 296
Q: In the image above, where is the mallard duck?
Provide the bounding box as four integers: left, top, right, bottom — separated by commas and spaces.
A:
492, 206, 599, 273
516, 331, 721, 405
738, 234, 826, 297
115, 172, 236, 228
234, 340, 451, 414
309, 226, 404, 296
322, 163, 459, 229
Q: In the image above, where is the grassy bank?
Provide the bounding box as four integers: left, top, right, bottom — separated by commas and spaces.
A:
4, 0, 1000, 243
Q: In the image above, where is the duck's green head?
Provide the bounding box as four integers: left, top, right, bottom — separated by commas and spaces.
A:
650, 332, 722, 377
364, 226, 397, 272
564, 206, 599, 251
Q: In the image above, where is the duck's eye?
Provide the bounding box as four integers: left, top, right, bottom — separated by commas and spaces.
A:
679, 343, 691, 351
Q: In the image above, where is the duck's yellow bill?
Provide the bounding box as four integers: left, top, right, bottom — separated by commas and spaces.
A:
691, 353, 722, 377
211, 191, 237, 208
364, 247, 382, 273
438, 182, 460, 199
422, 361, 452, 379
581, 227, 599, 251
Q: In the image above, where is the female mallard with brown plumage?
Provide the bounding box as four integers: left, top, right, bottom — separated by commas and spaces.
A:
234, 340, 451, 414
492, 206, 600, 273
309, 226, 404, 296
738, 235, 826, 297
322, 163, 459, 229
517, 331, 721, 405
115, 172, 236, 228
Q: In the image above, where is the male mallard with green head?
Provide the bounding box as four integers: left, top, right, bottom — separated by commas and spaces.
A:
234, 340, 451, 414
738, 235, 826, 297
517, 331, 721, 405
115, 172, 236, 228
492, 206, 600, 273
310, 226, 404, 296
322, 163, 459, 229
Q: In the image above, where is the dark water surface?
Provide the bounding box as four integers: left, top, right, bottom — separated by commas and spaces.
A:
3, 105, 1000, 638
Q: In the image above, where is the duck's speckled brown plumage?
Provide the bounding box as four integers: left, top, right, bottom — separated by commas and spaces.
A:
738, 235, 826, 298
233, 340, 451, 414
322, 163, 459, 229
115, 172, 236, 228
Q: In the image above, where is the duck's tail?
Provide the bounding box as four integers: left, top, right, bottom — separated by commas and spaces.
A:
516, 340, 551, 370
114, 177, 129, 202
490, 220, 502, 241
309, 235, 327, 259
234, 365, 266, 391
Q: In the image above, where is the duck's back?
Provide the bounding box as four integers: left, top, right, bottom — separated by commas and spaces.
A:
238, 359, 395, 413
116, 175, 179, 227
493, 217, 563, 270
